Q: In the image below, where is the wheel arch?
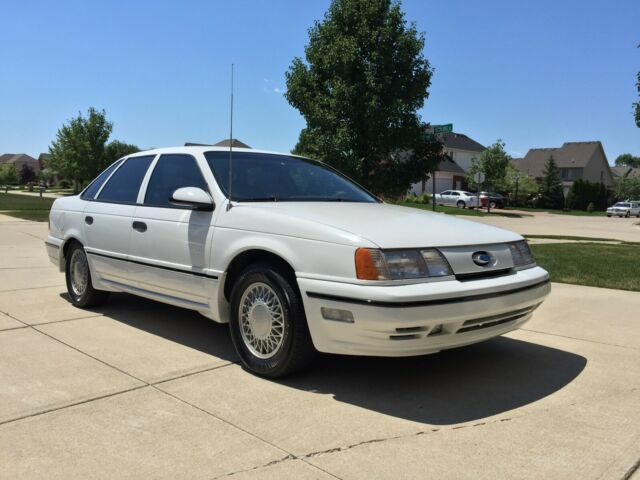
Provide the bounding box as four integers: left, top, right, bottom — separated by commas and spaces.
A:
222, 248, 298, 303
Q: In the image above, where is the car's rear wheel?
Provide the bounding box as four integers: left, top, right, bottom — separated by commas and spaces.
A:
456, 200, 465, 208
229, 264, 315, 377
489, 201, 497, 209
65, 242, 109, 308
625, 211, 630, 218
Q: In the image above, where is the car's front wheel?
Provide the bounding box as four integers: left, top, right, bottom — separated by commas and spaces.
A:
456, 200, 466, 208
65, 242, 109, 308
625, 211, 631, 218
229, 264, 316, 377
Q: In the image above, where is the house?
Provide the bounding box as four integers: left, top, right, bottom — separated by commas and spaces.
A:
409, 132, 486, 195
515, 141, 614, 194
611, 166, 640, 180
439, 132, 486, 172
0, 153, 40, 173
184, 139, 251, 148
409, 154, 467, 195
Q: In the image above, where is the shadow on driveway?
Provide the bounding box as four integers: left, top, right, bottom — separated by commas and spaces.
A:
71, 292, 587, 426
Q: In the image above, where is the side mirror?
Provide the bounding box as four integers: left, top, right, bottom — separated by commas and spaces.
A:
170, 187, 214, 211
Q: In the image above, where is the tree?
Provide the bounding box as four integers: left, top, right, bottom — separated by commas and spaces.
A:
615, 153, 640, 168
19, 164, 36, 184
466, 140, 511, 191
566, 179, 607, 210
614, 176, 640, 200
537, 155, 565, 209
285, 0, 441, 198
104, 140, 139, 165
0, 164, 18, 186
47, 107, 113, 191
503, 163, 538, 206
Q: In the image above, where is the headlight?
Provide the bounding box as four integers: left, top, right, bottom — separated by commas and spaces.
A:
509, 240, 535, 268
355, 248, 453, 280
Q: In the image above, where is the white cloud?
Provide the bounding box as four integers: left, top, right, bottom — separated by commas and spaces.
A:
273, 87, 282, 93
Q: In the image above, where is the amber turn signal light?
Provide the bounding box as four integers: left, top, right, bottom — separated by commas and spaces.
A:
355, 248, 383, 280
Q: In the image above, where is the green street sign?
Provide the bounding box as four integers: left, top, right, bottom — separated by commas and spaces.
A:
433, 123, 453, 134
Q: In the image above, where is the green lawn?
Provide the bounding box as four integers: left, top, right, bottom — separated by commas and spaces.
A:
0, 193, 55, 222
402, 202, 529, 218
531, 242, 640, 292
506, 206, 606, 216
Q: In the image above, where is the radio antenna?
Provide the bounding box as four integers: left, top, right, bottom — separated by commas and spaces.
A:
226, 63, 234, 211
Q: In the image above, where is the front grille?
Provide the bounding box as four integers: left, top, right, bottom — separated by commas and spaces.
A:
455, 268, 514, 282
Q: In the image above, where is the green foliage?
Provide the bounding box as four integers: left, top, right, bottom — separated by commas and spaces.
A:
0, 164, 19, 185
566, 179, 607, 210
537, 155, 565, 209
47, 107, 113, 189
503, 165, 539, 206
614, 153, 640, 168
417, 192, 430, 204
18, 164, 36, 185
285, 0, 440, 198
57, 179, 72, 189
466, 140, 510, 190
614, 176, 640, 200
586, 202, 595, 213
104, 140, 140, 165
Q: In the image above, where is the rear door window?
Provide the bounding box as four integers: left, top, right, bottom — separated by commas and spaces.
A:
144, 154, 208, 207
97, 155, 154, 203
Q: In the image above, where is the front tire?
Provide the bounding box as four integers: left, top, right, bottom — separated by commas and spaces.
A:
456, 200, 466, 208
229, 265, 315, 377
65, 242, 109, 308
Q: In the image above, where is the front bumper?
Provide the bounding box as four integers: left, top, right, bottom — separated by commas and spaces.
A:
298, 266, 550, 356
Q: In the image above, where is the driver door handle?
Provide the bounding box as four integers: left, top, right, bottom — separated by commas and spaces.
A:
132, 221, 147, 233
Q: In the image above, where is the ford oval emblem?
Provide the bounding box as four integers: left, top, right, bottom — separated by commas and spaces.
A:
472, 251, 494, 267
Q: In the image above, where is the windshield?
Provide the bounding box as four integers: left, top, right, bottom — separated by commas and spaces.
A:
615, 203, 630, 208
204, 151, 378, 202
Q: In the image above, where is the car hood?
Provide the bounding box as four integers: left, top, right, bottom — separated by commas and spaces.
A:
222, 202, 522, 248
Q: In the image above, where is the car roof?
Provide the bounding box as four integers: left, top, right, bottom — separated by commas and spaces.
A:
127, 146, 296, 159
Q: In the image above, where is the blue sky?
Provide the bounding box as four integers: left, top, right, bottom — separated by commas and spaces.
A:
1, 0, 638, 163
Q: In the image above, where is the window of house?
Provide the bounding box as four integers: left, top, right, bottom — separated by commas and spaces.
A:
144, 154, 208, 207
97, 155, 154, 203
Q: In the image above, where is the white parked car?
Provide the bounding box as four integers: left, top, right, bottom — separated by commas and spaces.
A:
606, 201, 640, 218
434, 190, 479, 208
45, 147, 550, 377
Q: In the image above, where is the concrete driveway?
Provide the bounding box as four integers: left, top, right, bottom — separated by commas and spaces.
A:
0, 214, 639, 479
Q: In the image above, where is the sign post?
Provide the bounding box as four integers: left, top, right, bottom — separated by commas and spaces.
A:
426, 124, 453, 212
473, 171, 485, 214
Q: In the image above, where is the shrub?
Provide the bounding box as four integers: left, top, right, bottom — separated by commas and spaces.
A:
57, 179, 71, 189
566, 179, 607, 210
418, 193, 431, 204
586, 202, 595, 213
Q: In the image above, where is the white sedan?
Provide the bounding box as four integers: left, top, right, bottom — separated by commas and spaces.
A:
45, 146, 550, 377
434, 190, 479, 208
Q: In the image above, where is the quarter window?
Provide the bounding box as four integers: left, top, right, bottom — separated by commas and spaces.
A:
81, 159, 123, 200
144, 154, 208, 207
97, 155, 154, 203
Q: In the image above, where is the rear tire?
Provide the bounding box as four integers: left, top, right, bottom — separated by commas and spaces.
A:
489, 201, 497, 209
229, 264, 316, 377
65, 242, 109, 308
626, 211, 630, 218
456, 200, 465, 208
